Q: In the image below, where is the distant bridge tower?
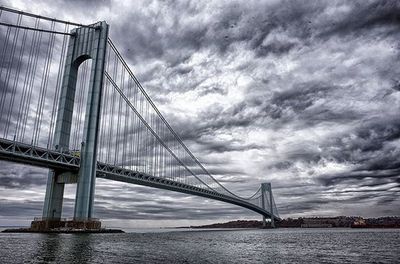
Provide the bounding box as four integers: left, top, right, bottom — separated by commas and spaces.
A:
261, 182, 275, 228
42, 22, 109, 222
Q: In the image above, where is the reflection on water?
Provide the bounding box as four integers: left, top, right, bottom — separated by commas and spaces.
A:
34, 235, 62, 263
0, 228, 399, 264
1, 233, 95, 264
67, 235, 93, 263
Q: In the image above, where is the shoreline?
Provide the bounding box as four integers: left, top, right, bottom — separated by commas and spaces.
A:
183, 218, 400, 229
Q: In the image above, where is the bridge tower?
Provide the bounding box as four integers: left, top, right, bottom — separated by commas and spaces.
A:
261, 182, 275, 228
42, 22, 109, 225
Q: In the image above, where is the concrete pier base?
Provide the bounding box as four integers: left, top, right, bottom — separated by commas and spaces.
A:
1, 218, 124, 233
30, 218, 102, 231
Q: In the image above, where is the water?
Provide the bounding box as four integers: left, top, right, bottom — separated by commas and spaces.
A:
0, 228, 399, 263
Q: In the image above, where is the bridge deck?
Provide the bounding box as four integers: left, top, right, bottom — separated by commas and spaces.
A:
0, 138, 280, 221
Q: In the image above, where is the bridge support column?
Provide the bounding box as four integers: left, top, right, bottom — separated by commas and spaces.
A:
261, 183, 266, 228
42, 171, 64, 220
261, 182, 275, 228
73, 22, 109, 221
268, 183, 275, 228
42, 22, 109, 223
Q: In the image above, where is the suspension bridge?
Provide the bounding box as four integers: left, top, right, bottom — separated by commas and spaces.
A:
0, 7, 280, 230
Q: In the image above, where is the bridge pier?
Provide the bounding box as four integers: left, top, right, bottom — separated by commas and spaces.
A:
270, 184, 275, 228
261, 182, 275, 228
73, 21, 108, 221
42, 171, 65, 220
40, 21, 109, 229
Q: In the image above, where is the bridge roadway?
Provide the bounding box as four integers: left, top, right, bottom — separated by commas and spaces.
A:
0, 138, 280, 221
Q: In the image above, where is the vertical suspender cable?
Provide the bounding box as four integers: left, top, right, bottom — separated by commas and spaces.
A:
47, 23, 69, 149
15, 18, 39, 141
5, 19, 28, 139
34, 21, 57, 146
22, 19, 43, 142
1, 14, 22, 138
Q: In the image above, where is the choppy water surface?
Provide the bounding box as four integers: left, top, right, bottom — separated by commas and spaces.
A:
0, 228, 399, 263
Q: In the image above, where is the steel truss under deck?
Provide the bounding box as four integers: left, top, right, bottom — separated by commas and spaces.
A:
0, 138, 280, 221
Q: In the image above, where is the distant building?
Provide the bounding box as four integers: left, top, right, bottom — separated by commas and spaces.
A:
277, 216, 400, 228
351, 217, 366, 227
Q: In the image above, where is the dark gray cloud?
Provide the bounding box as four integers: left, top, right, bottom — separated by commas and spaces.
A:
0, 0, 399, 227
0, 161, 47, 189
318, 1, 400, 38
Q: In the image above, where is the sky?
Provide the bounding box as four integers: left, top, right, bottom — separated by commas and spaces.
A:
0, 0, 399, 228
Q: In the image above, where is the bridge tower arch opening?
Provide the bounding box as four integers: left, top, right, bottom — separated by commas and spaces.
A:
42, 21, 109, 223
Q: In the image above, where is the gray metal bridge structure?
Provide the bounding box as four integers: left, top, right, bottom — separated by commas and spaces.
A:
0, 7, 280, 228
